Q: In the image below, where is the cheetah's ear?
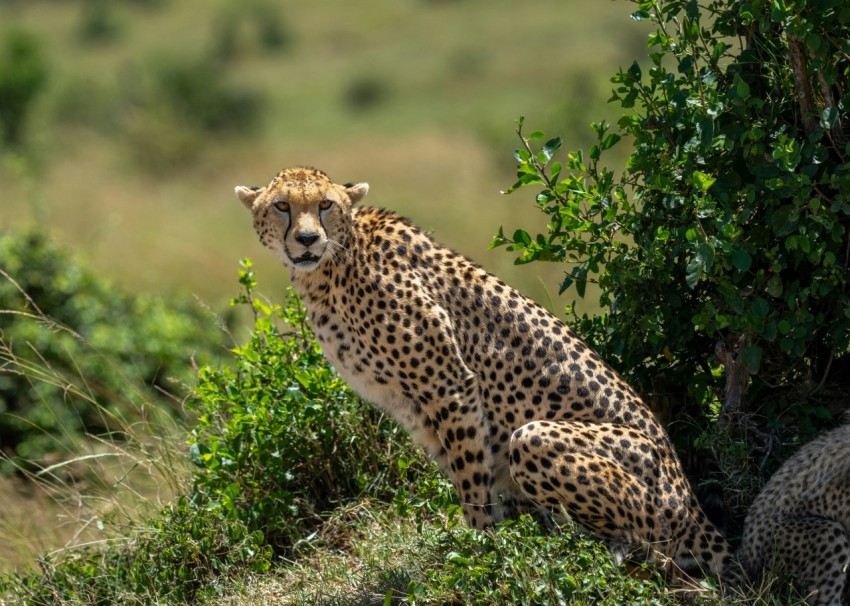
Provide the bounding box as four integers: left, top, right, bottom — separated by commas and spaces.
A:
344, 182, 369, 204
235, 185, 262, 210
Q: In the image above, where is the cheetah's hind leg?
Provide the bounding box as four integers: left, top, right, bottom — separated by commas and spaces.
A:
509, 420, 670, 565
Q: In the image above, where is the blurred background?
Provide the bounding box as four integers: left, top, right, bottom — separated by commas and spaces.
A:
0, 0, 648, 310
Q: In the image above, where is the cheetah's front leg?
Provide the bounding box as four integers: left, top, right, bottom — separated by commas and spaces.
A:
431, 394, 498, 530
420, 388, 500, 530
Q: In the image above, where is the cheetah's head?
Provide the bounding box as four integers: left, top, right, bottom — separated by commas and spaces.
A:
235, 167, 369, 272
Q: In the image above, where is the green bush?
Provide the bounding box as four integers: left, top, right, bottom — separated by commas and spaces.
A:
494, 0, 850, 444
0, 29, 48, 147
0, 230, 222, 469
188, 260, 416, 550
343, 75, 389, 112
0, 496, 271, 605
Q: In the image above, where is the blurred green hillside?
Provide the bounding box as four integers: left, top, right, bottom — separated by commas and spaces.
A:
0, 0, 648, 309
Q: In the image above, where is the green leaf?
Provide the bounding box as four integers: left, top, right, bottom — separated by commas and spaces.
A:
752, 297, 769, 317
685, 258, 701, 289
446, 552, 470, 566
549, 161, 562, 184
772, 206, 798, 236
697, 242, 715, 270
628, 60, 642, 81
692, 171, 716, 192
698, 117, 714, 147
541, 137, 562, 162
820, 106, 838, 130
512, 229, 531, 246
811, 406, 833, 421
731, 249, 752, 272
733, 73, 750, 98
765, 275, 783, 297
686, 243, 715, 289
601, 133, 621, 150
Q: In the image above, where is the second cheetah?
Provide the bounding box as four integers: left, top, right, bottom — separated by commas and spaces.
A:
739, 423, 850, 606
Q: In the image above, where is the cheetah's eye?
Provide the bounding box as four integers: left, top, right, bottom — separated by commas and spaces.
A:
273, 200, 290, 213
319, 199, 333, 211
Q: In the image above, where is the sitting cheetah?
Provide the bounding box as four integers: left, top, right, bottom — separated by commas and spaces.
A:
739, 423, 850, 605
234, 166, 732, 575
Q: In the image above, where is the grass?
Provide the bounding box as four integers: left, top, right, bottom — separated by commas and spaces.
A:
202, 497, 812, 606
0, 407, 191, 577
203, 499, 675, 606
0, 263, 195, 577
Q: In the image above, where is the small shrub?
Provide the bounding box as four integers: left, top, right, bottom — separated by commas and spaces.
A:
249, 2, 292, 53
146, 56, 262, 134
188, 260, 415, 550
0, 29, 48, 147
50, 75, 121, 131
211, 2, 293, 62
343, 75, 389, 112
121, 106, 207, 173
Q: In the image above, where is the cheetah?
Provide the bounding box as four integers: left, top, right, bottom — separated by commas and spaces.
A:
739, 423, 850, 605
234, 166, 732, 576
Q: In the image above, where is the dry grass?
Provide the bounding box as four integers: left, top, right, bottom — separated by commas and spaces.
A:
0, 304, 191, 574
0, 428, 190, 575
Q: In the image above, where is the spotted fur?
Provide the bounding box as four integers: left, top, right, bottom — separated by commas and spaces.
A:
235, 166, 732, 575
739, 424, 850, 605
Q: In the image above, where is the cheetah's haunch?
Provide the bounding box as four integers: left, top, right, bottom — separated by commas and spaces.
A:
235, 166, 732, 576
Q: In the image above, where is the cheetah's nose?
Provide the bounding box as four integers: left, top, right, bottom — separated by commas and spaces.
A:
295, 232, 320, 247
